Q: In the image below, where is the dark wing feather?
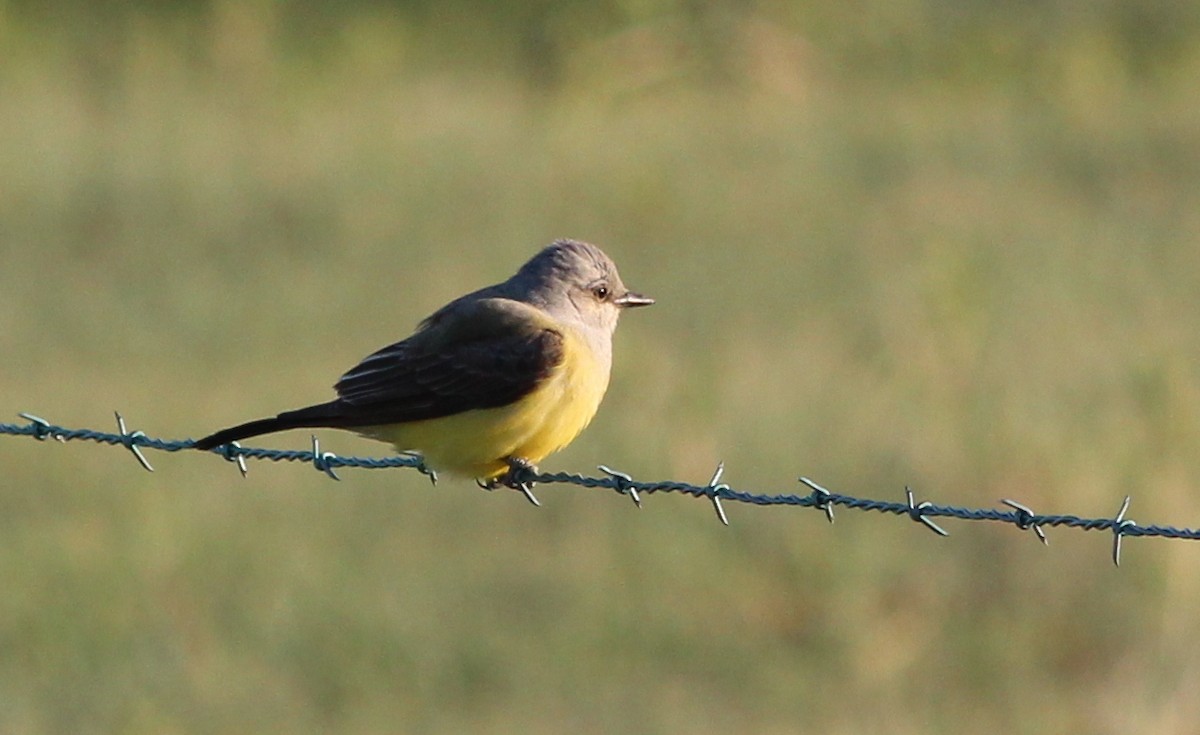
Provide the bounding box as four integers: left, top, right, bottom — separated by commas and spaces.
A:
329, 300, 565, 426
193, 298, 564, 449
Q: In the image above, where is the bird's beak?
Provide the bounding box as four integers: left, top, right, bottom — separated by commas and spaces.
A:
614, 291, 655, 308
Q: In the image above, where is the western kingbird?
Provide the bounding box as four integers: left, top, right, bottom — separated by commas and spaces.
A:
194, 239, 653, 501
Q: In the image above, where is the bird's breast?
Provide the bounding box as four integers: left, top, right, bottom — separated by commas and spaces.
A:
503, 325, 611, 464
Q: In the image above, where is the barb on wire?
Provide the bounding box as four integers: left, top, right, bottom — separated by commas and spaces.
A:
5, 412, 1200, 566
1001, 498, 1048, 545
1111, 496, 1134, 567
218, 441, 249, 478
599, 465, 642, 508
905, 485, 949, 537
706, 462, 730, 525
799, 476, 836, 524
114, 412, 155, 472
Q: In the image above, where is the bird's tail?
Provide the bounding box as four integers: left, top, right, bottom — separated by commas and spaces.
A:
192, 401, 350, 450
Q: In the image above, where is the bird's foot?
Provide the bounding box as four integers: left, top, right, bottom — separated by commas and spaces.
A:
476, 457, 541, 507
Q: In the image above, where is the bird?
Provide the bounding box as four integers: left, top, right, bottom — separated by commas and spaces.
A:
193, 239, 653, 504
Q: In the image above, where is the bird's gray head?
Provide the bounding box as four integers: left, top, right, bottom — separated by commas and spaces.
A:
510, 239, 654, 334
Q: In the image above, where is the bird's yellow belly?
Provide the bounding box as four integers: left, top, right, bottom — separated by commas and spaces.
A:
361, 332, 610, 479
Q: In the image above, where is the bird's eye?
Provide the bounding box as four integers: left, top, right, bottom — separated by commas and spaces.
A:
593, 284, 609, 300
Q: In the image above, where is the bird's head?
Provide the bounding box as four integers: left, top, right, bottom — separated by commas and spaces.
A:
514, 239, 654, 335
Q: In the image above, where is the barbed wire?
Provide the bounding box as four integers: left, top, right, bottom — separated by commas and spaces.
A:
5, 411, 1200, 566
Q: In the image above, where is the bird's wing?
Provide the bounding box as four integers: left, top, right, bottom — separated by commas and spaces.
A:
329, 298, 565, 426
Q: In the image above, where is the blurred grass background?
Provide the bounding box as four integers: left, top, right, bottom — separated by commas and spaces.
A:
4, 0, 1200, 732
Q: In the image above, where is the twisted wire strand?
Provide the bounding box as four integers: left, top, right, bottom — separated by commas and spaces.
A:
5, 412, 1199, 564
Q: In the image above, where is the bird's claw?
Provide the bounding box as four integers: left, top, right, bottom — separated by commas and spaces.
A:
477, 457, 541, 506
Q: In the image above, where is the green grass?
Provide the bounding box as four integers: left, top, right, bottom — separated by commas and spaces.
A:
4, 3, 1200, 733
